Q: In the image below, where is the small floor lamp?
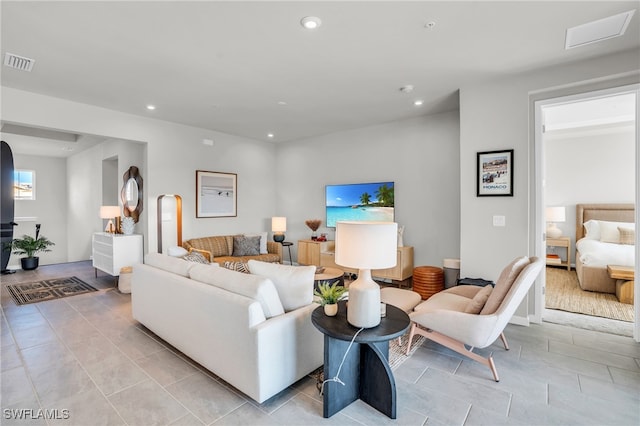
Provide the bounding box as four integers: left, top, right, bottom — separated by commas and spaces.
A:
335, 221, 398, 328
100, 205, 121, 233
545, 206, 566, 239
272, 217, 286, 243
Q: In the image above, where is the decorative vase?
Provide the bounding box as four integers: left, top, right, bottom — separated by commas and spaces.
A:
121, 217, 135, 235
324, 303, 338, 316
311, 231, 318, 241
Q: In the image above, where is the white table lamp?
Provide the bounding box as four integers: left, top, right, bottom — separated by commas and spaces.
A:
545, 206, 566, 239
335, 221, 398, 328
100, 205, 121, 233
272, 216, 287, 242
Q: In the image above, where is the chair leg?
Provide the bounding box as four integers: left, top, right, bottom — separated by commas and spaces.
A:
406, 323, 417, 356
410, 325, 500, 382
499, 332, 509, 351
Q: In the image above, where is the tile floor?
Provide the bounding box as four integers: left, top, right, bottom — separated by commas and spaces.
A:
1, 261, 639, 425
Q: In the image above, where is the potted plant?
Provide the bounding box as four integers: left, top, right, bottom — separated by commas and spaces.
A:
4, 225, 55, 271
314, 281, 347, 316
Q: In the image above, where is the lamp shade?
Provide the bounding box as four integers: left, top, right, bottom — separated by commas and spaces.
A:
272, 217, 287, 232
335, 221, 398, 270
100, 205, 121, 219
545, 207, 566, 223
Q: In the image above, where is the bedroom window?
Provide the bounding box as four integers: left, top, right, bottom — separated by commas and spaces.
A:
14, 169, 35, 200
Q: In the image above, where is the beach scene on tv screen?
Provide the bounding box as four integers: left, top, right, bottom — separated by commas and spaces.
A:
326, 182, 394, 227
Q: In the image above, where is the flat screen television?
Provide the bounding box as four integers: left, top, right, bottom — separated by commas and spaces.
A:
325, 181, 394, 228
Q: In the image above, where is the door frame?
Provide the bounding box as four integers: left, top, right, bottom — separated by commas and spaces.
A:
531, 83, 639, 342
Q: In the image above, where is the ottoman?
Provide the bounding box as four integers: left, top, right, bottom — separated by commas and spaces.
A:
380, 287, 421, 345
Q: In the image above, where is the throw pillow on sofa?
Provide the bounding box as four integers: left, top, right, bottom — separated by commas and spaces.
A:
233, 235, 261, 256
183, 251, 210, 264
247, 260, 315, 312
223, 261, 250, 273
244, 232, 268, 254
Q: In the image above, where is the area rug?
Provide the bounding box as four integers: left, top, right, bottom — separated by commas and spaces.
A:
545, 267, 633, 322
310, 332, 425, 391
7, 276, 98, 306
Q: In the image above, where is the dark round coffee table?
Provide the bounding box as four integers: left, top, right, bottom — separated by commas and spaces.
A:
311, 300, 410, 419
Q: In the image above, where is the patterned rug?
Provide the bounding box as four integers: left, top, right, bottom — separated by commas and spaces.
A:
545, 267, 633, 322
7, 276, 98, 305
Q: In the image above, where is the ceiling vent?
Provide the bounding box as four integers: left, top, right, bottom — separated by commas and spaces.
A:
565, 10, 635, 49
3, 52, 35, 72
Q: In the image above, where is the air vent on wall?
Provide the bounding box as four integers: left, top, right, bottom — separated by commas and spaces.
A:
3, 52, 35, 72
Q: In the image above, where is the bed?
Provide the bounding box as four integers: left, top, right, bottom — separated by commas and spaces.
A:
575, 203, 635, 293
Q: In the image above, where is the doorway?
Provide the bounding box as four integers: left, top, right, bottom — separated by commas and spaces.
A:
533, 84, 638, 339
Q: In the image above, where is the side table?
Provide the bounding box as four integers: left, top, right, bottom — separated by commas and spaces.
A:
280, 241, 293, 265
313, 267, 344, 292
311, 301, 410, 419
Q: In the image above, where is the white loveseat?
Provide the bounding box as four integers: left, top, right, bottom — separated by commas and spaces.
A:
131, 253, 324, 403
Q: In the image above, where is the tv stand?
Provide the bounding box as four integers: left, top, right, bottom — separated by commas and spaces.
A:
297, 240, 413, 282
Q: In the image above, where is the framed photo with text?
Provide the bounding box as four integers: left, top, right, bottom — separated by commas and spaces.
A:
477, 150, 513, 197
196, 170, 237, 217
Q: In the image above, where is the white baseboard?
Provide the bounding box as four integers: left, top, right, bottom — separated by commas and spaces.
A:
509, 315, 530, 327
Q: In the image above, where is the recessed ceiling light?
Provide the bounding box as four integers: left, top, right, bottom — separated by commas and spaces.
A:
146, 105, 156, 110
267, 133, 275, 138
399, 85, 414, 94
301, 16, 321, 30
414, 100, 424, 107
424, 21, 436, 30
277, 101, 288, 106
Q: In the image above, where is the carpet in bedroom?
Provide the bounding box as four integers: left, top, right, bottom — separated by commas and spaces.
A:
545, 267, 633, 322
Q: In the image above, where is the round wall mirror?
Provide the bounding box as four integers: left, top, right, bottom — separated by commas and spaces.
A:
121, 166, 143, 223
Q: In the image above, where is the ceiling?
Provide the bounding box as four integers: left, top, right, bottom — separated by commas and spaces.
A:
1, 1, 639, 147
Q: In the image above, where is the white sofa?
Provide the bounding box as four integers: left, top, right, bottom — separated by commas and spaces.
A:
131, 253, 324, 403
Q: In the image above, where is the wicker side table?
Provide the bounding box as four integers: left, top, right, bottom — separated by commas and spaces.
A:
412, 266, 444, 300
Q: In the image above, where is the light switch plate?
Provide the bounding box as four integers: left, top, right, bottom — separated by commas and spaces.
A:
493, 215, 506, 227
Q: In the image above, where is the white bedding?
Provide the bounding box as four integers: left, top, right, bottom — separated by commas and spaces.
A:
576, 238, 635, 268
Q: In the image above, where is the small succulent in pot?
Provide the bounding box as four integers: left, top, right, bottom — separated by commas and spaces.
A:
314, 281, 347, 306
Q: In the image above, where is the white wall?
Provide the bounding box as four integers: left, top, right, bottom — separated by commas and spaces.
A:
8, 154, 67, 267
545, 127, 635, 261
66, 139, 146, 262
2, 87, 278, 255
276, 112, 461, 268
460, 49, 639, 321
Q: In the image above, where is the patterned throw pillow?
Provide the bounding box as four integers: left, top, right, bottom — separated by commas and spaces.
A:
232, 235, 261, 256
182, 251, 210, 264
223, 261, 250, 273
618, 227, 635, 245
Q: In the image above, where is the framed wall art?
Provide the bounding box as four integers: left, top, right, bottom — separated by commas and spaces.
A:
196, 170, 237, 217
477, 150, 513, 197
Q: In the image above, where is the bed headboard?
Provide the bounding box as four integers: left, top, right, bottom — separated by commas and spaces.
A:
575, 203, 635, 240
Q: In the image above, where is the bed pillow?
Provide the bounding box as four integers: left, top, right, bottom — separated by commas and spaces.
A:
232, 235, 261, 256
582, 220, 600, 240
599, 221, 635, 244
244, 232, 268, 254
618, 227, 635, 245
247, 260, 315, 312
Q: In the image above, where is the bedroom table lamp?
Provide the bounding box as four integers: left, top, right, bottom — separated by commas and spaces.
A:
545, 206, 566, 239
100, 205, 121, 233
335, 221, 398, 328
272, 216, 287, 242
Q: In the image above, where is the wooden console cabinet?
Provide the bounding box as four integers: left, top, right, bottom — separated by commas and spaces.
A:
298, 239, 414, 281
92, 232, 143, 276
